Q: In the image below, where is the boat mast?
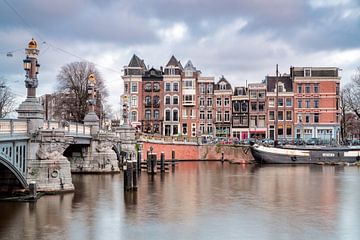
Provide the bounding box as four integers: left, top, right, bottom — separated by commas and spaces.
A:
274, 64, 279, 147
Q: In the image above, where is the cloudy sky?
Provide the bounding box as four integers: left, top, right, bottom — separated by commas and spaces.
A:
0, 0, 359, 116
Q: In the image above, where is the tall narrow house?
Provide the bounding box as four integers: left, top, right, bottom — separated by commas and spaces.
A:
122, 54, 147, 128
214, 76, 232, 137
163, 56, 182, 136
232, 87, 249, 140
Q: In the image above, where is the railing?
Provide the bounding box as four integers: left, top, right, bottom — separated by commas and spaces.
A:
0, 119, 28, 136
140, 133, 199, 144
43, 120, 91, 136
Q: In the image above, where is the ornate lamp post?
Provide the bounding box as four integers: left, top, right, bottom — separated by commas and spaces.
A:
83, 73, 99, 134
17, 38, 44, 131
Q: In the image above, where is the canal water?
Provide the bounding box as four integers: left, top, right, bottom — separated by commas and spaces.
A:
0, 162, 360, 240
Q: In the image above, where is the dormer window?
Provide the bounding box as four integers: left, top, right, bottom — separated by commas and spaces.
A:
185, 70, 193, 77
304, 68, 311, 77
219, 82, 226, 90
276, 82, 285, 92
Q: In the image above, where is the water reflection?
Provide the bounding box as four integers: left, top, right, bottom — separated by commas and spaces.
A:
0, 163, 359, 240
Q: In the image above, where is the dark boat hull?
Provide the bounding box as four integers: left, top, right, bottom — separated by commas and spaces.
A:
250, 145, 360, 164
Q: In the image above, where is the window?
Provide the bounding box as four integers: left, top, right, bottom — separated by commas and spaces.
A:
145, 110, 151, 120
297, 99, 302, 108
183, 95, 195, 104
304, 68, 311, 77
200, 98, 205, 107
207, 98, 213, 107
216, 98, 222, 106
192, 123, 196, 137
250, 116, 257, 127
200, 111, 205, 120
305, 99, 310, 108
258, 91, 265, 99
185, 70, 192, 77
191, 109, 196, 118
182, 109, 188, 118
305, 115, 310, 123
165, 109, 171, 121
278, 111, 284, 121
184, 80, 193, 89
165, 96, 171, 105
173, 109, 179, 122
219, 83, 226, 90
286, 126, 292, 136
144, 83, 152, 92
233, 101, 240, 112
173, 82, 179, 92
153, 83, 160, 92
258, 102, 265, 111
250, 91, 257, 99
173, 125, 178, 135
207, 124, 213, 134
278, 83, 284, 93
145, 96, 151, 106
251, 102, 257, 111
216, 111, 222, 122
269, 111, 275, 120
241, 101, 248, 112
200, 84, 205, 94
224, 111, 230, 122
131, 83, 138, 93
314, 99, 319, 108
314, 113, 319, 123
336, 83, 340, 95
207, 111, 213, 120
165, 83, 171, 91
153, 96, 160, 107
124, 83, 129, 93
154, 110, 159, 120
131, 96, 137, 107
314, 83, 319, 93
286, 98, 292, 107
269, 98, 274, 107
278, 98, 284, 107
173, 96, 179, 105
297, 84, 302, 93
182, 123, 187, 134
131, 111, 137, 122
258, 116, 265, 127
286, 111, 292, 121
207, 84, 213, 93
224, 98, 230, 106
200, 124, 205, 134
305, 84, 310, 93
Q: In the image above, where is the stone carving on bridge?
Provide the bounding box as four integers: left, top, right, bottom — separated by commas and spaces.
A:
36, 143, 68, 161
95, 142, 114, 153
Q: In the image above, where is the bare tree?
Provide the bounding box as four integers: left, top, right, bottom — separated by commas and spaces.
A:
0, 78, 16, 118
343, 67, 360, 119
55, 62, 108, 122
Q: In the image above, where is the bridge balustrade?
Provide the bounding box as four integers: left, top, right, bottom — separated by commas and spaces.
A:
0, 119, 28, 136
43, 120, 91, 136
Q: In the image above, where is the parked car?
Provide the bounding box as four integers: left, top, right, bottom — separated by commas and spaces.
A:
293, 138, 305, 145
306, 138, 322, 145
261, 138, 274, 146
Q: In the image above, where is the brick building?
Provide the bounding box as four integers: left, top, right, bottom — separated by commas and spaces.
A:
265, 75, 294, 140
198, 76, 215, 136
248, 83, 267, 138
214, 76, 232, 137
141, 68, 163, 134
181, 60, 200, 137
163, 56, 182, 136
122, 54, 147, 128
232, 87, 249, 140
292, 67, 340, 142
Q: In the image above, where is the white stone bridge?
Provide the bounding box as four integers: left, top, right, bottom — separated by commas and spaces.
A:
0, 119, 136, 194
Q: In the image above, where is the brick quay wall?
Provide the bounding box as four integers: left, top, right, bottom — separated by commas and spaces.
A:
141, 141, 253, 163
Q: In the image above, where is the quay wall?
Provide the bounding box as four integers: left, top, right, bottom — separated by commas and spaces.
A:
141, 141, 253, 163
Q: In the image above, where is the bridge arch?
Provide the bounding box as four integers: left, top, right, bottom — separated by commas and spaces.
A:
0, 156, 28, 191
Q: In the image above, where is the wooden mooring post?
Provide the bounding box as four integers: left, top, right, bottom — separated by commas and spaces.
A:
221, 151, 224, 164
160, 152, 165, 173
171, 149, 176, 167
124, 156, 138, 191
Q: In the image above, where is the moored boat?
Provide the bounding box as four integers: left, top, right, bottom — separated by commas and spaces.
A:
250, 144, 360, 164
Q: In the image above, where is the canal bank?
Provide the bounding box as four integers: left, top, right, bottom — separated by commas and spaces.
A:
141, 141, 253, 163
